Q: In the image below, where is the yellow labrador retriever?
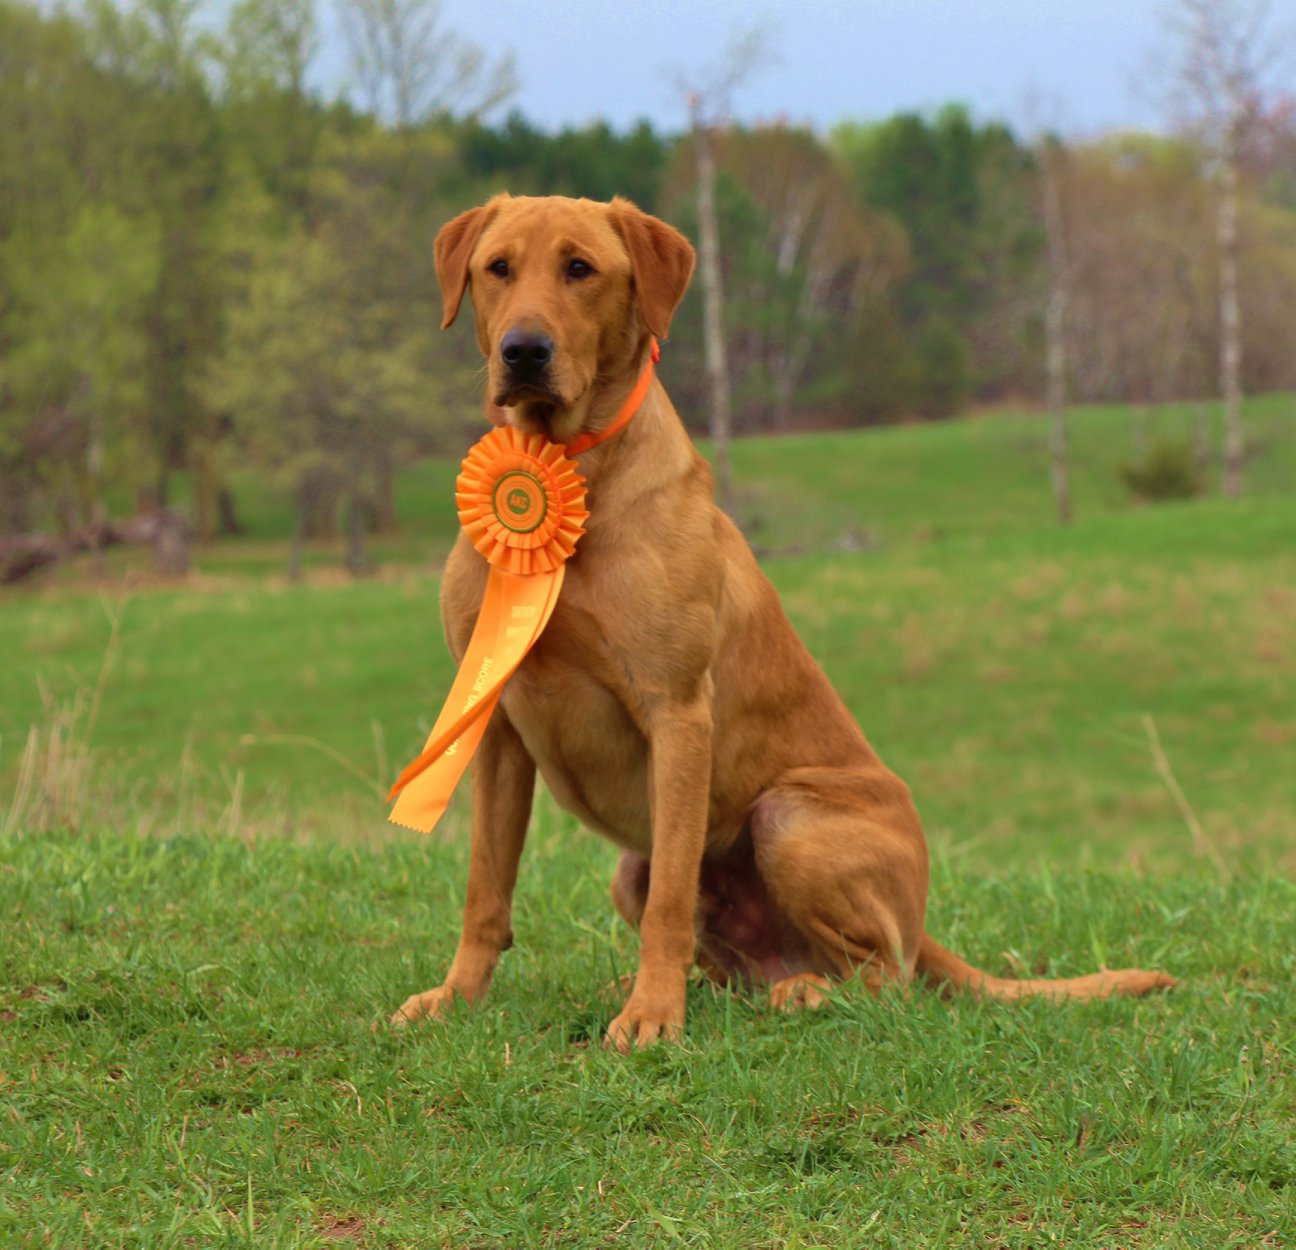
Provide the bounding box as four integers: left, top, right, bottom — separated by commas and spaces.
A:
392, 194, 1174, 1049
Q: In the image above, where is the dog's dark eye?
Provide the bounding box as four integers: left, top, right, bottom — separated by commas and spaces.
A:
487, 258, 509, 278
567, 258, 593, 280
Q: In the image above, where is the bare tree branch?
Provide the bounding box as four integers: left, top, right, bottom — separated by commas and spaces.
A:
673, 27, 775, 128
339, 0, 516, 127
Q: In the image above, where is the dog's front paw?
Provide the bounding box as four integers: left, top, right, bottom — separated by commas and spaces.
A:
389, 985, 459, 1027
604, 992, 685, 1052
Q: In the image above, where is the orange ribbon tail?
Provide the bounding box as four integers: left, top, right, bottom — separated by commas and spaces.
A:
388, 564, 565, 832
387, 425, 589, 834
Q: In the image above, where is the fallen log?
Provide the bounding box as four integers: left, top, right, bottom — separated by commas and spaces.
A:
0, 510, 190, 585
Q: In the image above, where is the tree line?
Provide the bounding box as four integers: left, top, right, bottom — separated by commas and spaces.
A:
2, 0, 1293, 560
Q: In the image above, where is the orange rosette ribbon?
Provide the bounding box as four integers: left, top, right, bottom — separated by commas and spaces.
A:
387, 428, 588, 833
457, 428, 589, 576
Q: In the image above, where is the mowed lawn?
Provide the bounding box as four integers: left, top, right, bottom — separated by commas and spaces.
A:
2, 396, 1294, 1246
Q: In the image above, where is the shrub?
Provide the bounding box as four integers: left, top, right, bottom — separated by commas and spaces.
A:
1120, 438, 1204, 502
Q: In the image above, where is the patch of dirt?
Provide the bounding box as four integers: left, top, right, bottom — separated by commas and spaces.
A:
319, 1215, 367, 1242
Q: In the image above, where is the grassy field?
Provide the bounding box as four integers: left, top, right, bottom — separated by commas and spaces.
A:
2, 831, 1292, 1247
2, 395, 1294, 1245
58, 389, 1296, 579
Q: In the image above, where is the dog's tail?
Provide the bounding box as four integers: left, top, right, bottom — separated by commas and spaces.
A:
915, 933, 1176, 1000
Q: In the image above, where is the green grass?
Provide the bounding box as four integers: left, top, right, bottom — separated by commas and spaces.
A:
731, 392, 1295, 555
3, 490, 1293, 867
2, 395, 1295, 1244
2, 830, 1292, 1247
73, 390, 1295, 579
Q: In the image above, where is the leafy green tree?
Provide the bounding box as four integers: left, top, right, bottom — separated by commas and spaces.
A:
0, 2, 165, 530
835, 107, 979, 321
456, 113, 669, 208
0, 206, 160, 530
0, 3, 92, 225
77, 0, 229, 531
0, 2, 77, 529
721, 126, 909, 427
8, 0, 1296, 551
912, 315, 972, 419
834, 106, 1040, 408
841, 299, 919, 425
218, 0, 321, 220
205, 168, 444, 575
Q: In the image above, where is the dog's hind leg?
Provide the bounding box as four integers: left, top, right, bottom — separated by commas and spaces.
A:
610, 852, 650, 930
749, 768, 930, 1004
749, 769, 1175, 1004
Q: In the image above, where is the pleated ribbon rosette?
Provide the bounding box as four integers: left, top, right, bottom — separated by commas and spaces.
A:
388, 427, 589, 833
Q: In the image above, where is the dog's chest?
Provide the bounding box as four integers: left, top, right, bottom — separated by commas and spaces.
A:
502, 646, 654, 852
440, 548, 658, 852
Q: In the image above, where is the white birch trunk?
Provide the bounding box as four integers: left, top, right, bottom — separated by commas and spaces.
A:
692, 113, 737, 518
1042, 143, 1072, 524
1217, 134, 1244, 498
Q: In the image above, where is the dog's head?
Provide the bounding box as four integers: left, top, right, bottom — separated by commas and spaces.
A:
434, 195, 696, 442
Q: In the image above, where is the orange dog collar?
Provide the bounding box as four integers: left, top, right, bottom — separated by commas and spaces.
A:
563, 338, 659, 455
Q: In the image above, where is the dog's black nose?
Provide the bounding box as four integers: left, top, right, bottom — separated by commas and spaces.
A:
500, 328, 554, 378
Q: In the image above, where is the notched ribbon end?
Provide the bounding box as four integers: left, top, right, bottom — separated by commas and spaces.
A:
387, 810, 431, 834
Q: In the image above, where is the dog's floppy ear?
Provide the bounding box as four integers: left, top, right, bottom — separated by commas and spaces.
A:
434, 200, 501, 329
609, 198, 697, 341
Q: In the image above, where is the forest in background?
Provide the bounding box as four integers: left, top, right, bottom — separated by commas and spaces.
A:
2, 0, 1295, 555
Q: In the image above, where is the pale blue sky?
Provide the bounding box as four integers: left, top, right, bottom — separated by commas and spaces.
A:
320, 0, 1173, 137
